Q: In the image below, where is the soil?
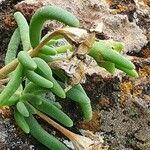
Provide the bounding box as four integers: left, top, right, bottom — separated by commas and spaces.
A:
0, 0, 150, 150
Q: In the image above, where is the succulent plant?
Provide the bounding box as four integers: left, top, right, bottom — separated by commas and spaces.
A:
0, 5, 138, 150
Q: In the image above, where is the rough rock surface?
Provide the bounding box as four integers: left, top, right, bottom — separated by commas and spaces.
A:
100, 14, 148, 53
80, 57, 150, 149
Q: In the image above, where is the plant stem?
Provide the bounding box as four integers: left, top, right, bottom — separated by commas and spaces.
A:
0, 32, 59, 79
0, 27, 88, 79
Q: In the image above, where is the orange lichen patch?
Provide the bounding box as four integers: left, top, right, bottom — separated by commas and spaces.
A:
119, 93, 129, 107
117, 4, 129, 12
110, 2, 136, 15
120, 81, 133, 94
120, 64, 149, 107
119, 81, 133, 107
0, 107, 12, 118
138, 66, 150, 77
78, 111, 101, 133
105, 0, 113, 5
99, 98, 110, 107
4, 14, 16, 28
132, 68, 149, 98
133, 87, 142, 97
110, 4, 130, 14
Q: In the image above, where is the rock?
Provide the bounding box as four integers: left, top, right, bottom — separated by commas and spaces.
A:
0, 108, 31, 150
15, 0, 148, 53
100, 14, 148, 53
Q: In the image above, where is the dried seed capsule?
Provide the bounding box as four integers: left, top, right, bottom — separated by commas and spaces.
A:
5, 28, 20, 65
14, 108, 30, 134
25, 70, 53, 88
18, 51, 37, 70
14, 12, 31, 51
16, 101, 29, 117
25, 114, 69, 150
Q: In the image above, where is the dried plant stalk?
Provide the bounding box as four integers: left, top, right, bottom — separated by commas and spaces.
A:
0, 78, 10, 85
37, 111, 108, 150
0, 28, 89, 79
